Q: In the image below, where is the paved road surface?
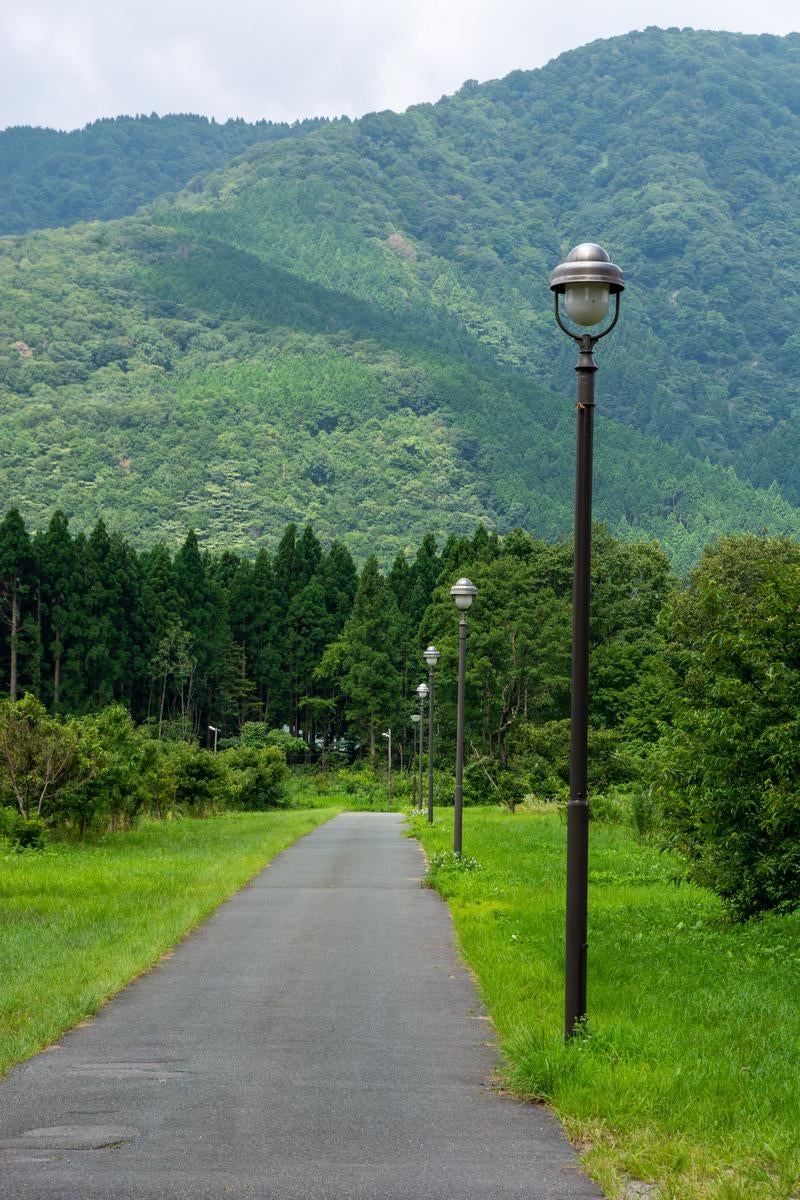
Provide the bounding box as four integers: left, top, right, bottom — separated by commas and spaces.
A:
0, 812, 601, 1199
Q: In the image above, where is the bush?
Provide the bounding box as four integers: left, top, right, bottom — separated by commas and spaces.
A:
0, 805, 46, 850
236, 724, 307, 763
334, 765, 383, 800
171, 746, 228, 813
463, 759, 529, 812
0, 695, 82, 823
58, 705, 156, 835
221, 746, 287, 810
512, 719, 639, 805
654, 535, 800, 917
629, 784, 660, 838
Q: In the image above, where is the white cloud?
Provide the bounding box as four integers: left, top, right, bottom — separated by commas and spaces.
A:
0, 0, 797, 130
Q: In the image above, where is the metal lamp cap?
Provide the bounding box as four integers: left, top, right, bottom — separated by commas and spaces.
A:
423, 644, 441, 667
450, 577, 477, 610
549, 243, 624, 294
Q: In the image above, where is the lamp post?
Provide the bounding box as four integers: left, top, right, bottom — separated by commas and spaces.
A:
416, 683, 428, 813
208, 724, 219, 754
423, 645, 440, 824
382, 729, 392, 805
450, 577, 477, 855
410, 713, 421, 808
550, 242, 624, 1040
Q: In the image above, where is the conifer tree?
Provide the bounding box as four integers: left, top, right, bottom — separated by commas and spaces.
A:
408, 533, 441, 628
174, 530, 215, 729
34, 512, 82, 711
0, 508, 35, 700
287, 577, 331, 743
320, 557, 403, 760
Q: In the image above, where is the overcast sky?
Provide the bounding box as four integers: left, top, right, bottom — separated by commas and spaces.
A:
1, 0, 798, 132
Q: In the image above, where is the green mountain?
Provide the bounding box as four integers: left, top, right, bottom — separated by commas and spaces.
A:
0, 113, 328, 235
2, 27, 800, 568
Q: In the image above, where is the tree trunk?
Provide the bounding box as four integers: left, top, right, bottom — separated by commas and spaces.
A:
9, 584, 19, 702
53, 628, 62, 711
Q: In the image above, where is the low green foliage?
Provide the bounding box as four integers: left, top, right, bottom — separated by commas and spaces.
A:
226, 723, 309, 761
221, 745, 287, 810
426, 848, 483, 876
0, 808, 337, 1076
0, 805, 46, 850
0, 698, 292, 836
653, 535, 800, 917
415, 807, 800, 1199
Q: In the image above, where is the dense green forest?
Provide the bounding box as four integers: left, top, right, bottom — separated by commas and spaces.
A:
3, 505, 798, 916
0, 114, 328, 234
0, 504, 662, 756
2, 29, 800, 565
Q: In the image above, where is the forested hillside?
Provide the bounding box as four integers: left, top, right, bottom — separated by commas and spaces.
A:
0, 113, 327, 234
2, 27, 800, 566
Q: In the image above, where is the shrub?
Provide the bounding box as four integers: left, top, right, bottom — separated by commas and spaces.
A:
512, 719, 639, 805
327, 765, 386, 804
58, 705, 156, 835
0, 695, 83, 823
654, 535, 800, 917
221, 746, 287, 810
629, 784, 660, 838
171, 746, 228, 813
0, 805, 46, 850
236, 723, 307, 763
463, 759, 529, 812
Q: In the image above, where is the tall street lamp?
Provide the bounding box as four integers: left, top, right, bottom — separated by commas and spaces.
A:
416, 682, 429, 813
423, 645, 440, 824
450, 577, 477, 856
208, 724, 219, 754
550, 242, 624, 1040
410, 713, 421, 808
382, 729, 392, 805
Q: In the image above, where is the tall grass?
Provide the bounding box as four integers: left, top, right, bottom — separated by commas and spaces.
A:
0, 809, 337, 1075
413, 807, 800, 1200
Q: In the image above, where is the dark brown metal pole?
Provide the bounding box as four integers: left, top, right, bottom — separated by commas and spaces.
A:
387, 729, 392, 805
565, 334, 597, 1040
454, 614, 467, 855
427, 668, 435, 824
418, 696, 425, 813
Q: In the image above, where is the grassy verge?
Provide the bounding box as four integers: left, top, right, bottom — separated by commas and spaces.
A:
0, 807, 338, 1076
411, 806, 800, 1200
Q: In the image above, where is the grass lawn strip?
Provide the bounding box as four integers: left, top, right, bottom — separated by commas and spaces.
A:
412, 807, 800, 1200
0, 808, 338, 1076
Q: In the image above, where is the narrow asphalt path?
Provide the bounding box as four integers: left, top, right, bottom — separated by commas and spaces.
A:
0, 813, 602, 1199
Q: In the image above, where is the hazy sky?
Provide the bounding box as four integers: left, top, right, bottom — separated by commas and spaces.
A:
1, 0, 798, 131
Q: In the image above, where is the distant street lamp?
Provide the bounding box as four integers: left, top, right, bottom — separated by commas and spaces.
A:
208, 724, 219, 754
450, 577, 477, 856
423, 645, 440, 824
550, 242, 624, 1041
410, 713, 422, 809
382, 729, 392, 805
416, 682, 429, 814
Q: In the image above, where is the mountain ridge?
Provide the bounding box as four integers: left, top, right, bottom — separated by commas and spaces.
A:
2, 27, 800, 568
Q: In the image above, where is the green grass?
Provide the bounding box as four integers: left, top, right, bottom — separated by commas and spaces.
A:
411, 806, 800, 1200
0, 808, 337, 1076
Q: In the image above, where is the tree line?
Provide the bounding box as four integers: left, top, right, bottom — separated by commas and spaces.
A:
0, 507, 667, 754
2, 506, 799, 919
